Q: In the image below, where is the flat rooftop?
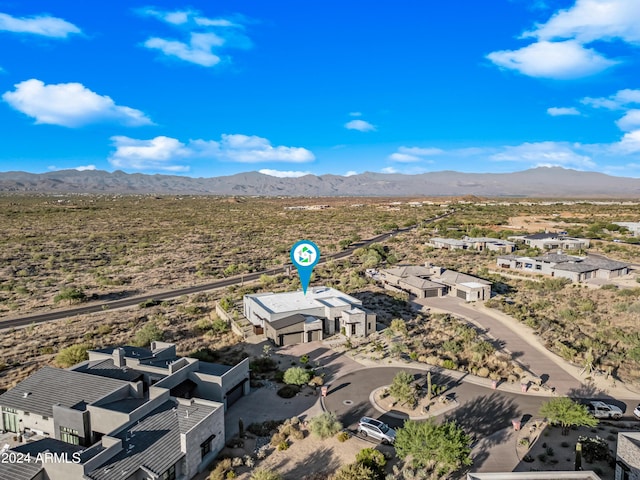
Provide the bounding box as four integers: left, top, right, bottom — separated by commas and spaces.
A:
248, 287, 360, 314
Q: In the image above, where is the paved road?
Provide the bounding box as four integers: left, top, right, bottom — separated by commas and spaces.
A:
416, 296, 585, 396
323, 367, 548, 433
0, 212, 453, 330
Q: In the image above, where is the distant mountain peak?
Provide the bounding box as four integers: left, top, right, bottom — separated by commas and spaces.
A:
0, 168, 637, 197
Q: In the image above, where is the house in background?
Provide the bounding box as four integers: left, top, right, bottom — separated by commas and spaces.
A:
379, 264, 491, 302
0, 342, 249, 480
613, 222, 640, 237
496, 253, 629, 282
243, 287, 376, 345
507, 232, 590, 250
616, 431, 640, 480
429, 236, 516, 253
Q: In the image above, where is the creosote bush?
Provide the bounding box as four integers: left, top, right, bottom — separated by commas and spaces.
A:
309, 411, 343, 440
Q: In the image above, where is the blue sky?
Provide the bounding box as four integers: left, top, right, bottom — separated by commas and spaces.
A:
1, 0, 640, 178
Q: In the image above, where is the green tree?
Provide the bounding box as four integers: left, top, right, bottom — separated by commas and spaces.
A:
539, 397, 598, 435
388, 371, 418, 408
355, 448, 386, 479
283, 367, 311, 386
395, 419, 472, 476
55, 344, 89, 368
309, 411, 343, 440
134, 322, 163, 347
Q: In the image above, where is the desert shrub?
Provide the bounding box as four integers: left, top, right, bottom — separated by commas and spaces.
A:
209, 458, 232, 480
250, 357, 277, 373
55, 344, 88, 368
300, 354, 309, 364
54, 286, 86, 304
283, 367, 311, 385
337, 431, 350, 442
250, 469, 283, 480
277, 385, 300, 398
190, 348, 219, 363
332, 462, 375, 480
270, 431, 286, 446
389, 371, 418, 407
355, 448, 386, 471
309, 412, 342, 440
308, 375, 324, 387
477, 367, 490, 378
441, 359, 458, 370
247, 420, 284, 436
133, 321, 163, 347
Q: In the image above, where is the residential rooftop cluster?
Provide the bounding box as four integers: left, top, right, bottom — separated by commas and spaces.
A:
0, 342, 249, 480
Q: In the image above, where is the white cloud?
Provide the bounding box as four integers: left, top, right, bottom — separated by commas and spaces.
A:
487, 0, 640, 80
109, 134, 315, 171
616, 109, 640, 131
381, 167, 398, 174
389, 153, 422, 162
144, 33, 224, 67
0, 12, 81, 38
2, 79, 153, 127
344, 170, 358, 176
547, 106, 581, 116
611, 129, 640, 153
487, 40, 617, 79
139, 7, 247, 67
523, 0, 640, 44
389, 146, 441, 163
258, 169, 312, 178
74, 165, 97, 171
491, 141, 596, 168
582, 89, 640, 109
345, 119, 376, 132
109, 136, 191, 171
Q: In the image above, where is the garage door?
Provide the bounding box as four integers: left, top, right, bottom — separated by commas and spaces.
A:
279, 332, 303, 346
424, 289, 439, 298
456, 289, 468, 300
226, 379, 246, 408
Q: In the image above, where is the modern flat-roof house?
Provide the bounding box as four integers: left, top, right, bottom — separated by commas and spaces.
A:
467, 473, 602, 480
497, 253, 629, 282
243, 287, 375, 345
614, 222, 640, 236
0, 342, 249, 480
429, 236, 516, 253
616, 431, 640, 480
508, 233, 590, 251
379, 264, 491, 302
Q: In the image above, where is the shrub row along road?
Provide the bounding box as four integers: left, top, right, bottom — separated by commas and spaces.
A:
0, 212, 452, 330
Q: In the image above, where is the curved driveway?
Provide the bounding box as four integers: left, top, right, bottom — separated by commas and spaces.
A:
323, 367, 547, 438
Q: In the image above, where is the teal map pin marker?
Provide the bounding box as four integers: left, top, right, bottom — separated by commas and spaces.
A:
290, 240, 320, 295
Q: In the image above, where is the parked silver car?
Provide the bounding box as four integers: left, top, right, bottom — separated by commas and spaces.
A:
357, 417, 396, 444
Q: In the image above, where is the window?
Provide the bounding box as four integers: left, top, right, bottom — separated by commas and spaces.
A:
535, 265, 542, 270
160, 464, 176, 480
200, 434, 216, 459
2, 411, 18, 433
351, 324, 356, 335
60, 426, 80, 445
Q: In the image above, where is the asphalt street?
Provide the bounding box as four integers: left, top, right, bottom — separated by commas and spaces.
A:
323, 367, 638, 439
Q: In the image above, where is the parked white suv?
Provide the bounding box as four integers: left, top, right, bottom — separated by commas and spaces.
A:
586, 401, 623, 419
357, 417, 396, 444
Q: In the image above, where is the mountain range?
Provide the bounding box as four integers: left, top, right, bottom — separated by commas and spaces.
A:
0, 167, 639, 197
